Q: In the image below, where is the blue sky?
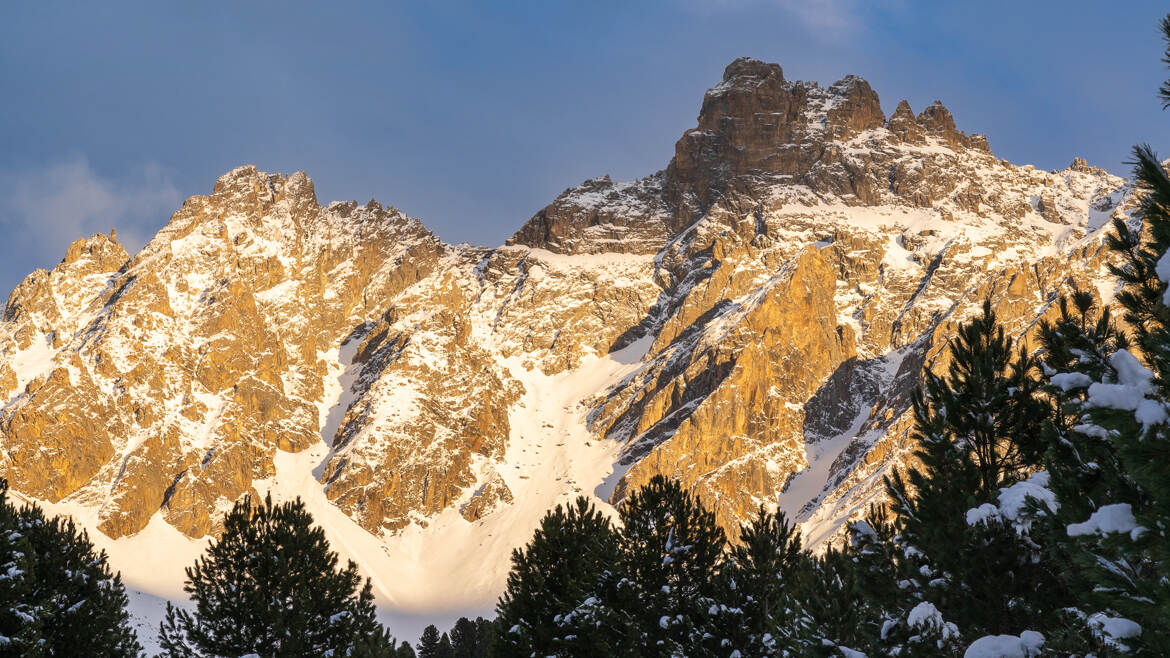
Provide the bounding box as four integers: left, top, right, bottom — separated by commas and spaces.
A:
1, 1, 1167, 294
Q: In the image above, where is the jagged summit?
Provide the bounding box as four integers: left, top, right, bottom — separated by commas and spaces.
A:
666, 58, 993, 208
189, 166, 419, 235
915, 100, 990, 151
698, 57, 989, 157
4, 231, 127, 328
510, 58, 1001, 256
0, 165, 449, 538
505, 172, 674, 255
138, 166, 432, 267
211, 164, 314, 199
718, 56, 785, 84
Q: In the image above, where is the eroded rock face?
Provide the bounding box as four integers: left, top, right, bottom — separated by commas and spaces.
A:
886, 100, 924, 145
461, 470, 514, 522
4, 233, 128, 352
0, 166, 453, 537
0, 58, 1137, 556
314, 242, 660, 533
321, 291, 522, 533
506, 174, 675, 256
596, 247, 856, 533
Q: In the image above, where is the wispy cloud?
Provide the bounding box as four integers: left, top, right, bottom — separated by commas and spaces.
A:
776, 0, 859, 32
0, 156, 181, 264
683, 0, 899, 38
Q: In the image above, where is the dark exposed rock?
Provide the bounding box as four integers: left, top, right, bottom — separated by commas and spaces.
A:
886, 100, 924, 144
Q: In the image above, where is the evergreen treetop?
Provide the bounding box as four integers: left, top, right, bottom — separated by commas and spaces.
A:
0, 478, 141, 657
493, 496, 619, 656
157, 494, 393, 657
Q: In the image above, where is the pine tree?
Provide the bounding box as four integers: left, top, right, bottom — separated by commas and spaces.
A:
1038, 290, 1131, 520
883, 301, 1068, 641
417, 625, 442, 657
449, 616, 488, 658
473, 617, 492, 656
0, 478, 141, 657
396, 640, 418, 658
493, 496, 619, 656
817, 507, 920, 655
157, 494, 393, 657
1040, 16, 1170, 650
894, 300, 1047, 502
609, 475, 727, 656
1035, 293, 1133, 636
711, 506, 808, 655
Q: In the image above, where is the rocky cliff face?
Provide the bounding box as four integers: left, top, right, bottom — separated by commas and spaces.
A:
0, 169, 454, 537
0, 58, 1134, 594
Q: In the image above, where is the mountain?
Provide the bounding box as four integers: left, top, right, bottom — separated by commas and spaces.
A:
0, 57, 1133, 637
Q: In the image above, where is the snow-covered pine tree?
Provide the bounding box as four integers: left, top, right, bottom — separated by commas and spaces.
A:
0, 478, 141, 657
1039, 16, 1170, 650
708, 506, 808, 656
804, 506, 919, 655
1038, 291, 1130, 502
881, 301, 1069, 645
608, 475, 727, 656
0, 491, 38, 654
156, 494, 394, 657
492, 496, 619, 656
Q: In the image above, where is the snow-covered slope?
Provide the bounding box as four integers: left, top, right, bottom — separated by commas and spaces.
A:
0, 57, 1136, 644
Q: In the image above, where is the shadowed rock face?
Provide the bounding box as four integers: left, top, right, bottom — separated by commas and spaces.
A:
0, 58, 1136, 552
510, 57, 997, 259
505, 174, 675, 256
666, 58, 889, 210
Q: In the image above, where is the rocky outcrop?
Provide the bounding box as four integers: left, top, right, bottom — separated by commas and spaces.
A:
321, 294, 522, 533
506, 174, 675, 256
4, 232, 127, 347
461, 471, 514, 522
595, 246, 856, 532
886, 100, 924, 145
916, 100, 991, 152
660, 58, 992, 221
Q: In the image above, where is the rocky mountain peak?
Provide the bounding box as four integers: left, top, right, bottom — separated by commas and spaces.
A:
510, 58, 1013, 258
666, 59, 1000, 212
4, 231, 127, 328
824, 75, 885, 140
505, 173, 674, 256
886, 99, 924, 144
916, 99, 956, 133
916, 100, 991, 152
1070, 156, 1109, 176
0, 164, 454, 539
720, 56, 784, 84
206, 165, 319, 218
61, 231, 126, 269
